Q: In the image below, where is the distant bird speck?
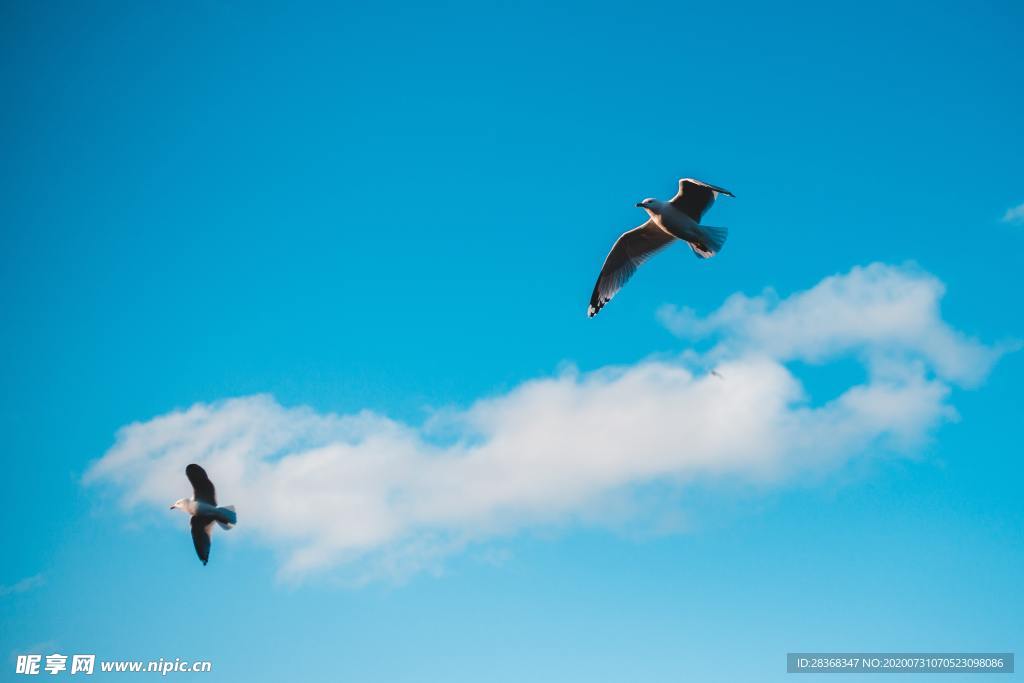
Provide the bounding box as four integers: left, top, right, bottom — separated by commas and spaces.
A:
588, 178, 735, 317
170, 464, 237, 565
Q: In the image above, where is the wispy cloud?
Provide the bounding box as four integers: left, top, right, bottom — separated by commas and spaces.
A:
1001, 202, 1024, 225
84, 263, 1007, 581
0, 574, 45, 597
657, 262, 1001, 387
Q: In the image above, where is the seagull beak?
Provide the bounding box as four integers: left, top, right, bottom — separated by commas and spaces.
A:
635, 202, 644, 208
169, 504, 176, 509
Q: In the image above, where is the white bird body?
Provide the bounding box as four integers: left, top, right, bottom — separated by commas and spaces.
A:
171, 498, 228, 519
174, 498, 199, 515
639, 199, 705, 243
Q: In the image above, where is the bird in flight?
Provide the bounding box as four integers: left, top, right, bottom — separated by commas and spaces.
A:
170, 464, 237, 565
588, 178, 735, 317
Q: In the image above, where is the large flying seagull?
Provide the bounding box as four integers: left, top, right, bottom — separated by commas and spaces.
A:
588, 178, 734, 317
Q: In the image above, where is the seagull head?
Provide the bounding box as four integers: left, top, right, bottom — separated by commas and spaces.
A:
169, 498, 189, 512
636, 198, 663, 215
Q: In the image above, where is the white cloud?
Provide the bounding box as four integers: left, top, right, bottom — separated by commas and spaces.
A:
85, 263, 1006, 581
1002, 202, 1024, 225
0, 574, 45, 597
657, 262, 1001, 386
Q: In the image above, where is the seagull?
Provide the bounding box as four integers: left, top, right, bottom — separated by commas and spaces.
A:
587, 178, 735, 317
169, 464, 237, 565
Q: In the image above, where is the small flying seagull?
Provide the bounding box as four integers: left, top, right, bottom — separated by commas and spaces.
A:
170, 464, 237, 565
588, 178, 735, 317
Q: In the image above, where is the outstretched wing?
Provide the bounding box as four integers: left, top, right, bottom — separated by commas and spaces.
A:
186, 464, 217, 505
190, 516, 213, 565
588, 221, 675, 317
669, 178, 734, 221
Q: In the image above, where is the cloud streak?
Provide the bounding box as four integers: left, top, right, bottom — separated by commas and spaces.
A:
85, 263, 1005, 581
1002, 202, 1024, 225
0, 574, 45, 597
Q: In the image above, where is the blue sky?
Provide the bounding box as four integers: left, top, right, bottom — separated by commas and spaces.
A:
2, 1, 1023, 681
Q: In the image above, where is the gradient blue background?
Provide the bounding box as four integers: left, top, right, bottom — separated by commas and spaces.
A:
2, 1, 1022, 680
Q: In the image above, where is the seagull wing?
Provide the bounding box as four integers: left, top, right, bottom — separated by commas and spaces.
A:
185, 464, 217, 505
669, 178, 734, 221
190, 516, 213, 565
588, 221, 676, 317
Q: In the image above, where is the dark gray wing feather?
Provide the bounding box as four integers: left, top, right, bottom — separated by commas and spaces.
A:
186, 464, 217, 505
588, 221, 675, 317
669, 178, 734, 221
190, 516, 213, 565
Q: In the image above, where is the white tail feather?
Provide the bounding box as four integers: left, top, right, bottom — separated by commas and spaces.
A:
689, 225, 728, 259
216, 504, 236, 530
